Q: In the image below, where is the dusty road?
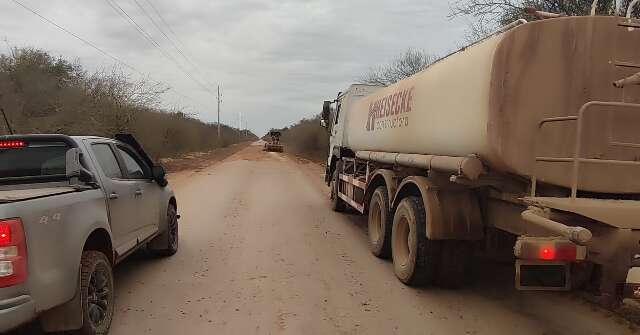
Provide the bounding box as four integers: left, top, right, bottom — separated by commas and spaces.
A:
14, 142, 638, 334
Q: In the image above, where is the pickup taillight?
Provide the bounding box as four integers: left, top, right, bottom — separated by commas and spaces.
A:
0, 218, 27, 287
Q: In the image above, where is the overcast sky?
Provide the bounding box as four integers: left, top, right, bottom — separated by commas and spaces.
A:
0, 0, 469, 135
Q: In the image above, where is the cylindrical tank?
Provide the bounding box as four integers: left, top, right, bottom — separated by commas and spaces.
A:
344, 16, 640, 194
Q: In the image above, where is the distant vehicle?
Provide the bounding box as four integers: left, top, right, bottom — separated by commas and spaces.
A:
263, 131, 284, 152
0, 134, 179, 334
321, 15, 640, 304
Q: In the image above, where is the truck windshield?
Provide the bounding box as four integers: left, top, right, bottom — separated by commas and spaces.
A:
0, 141, 70, 183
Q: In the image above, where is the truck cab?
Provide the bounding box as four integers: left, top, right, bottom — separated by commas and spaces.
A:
322, 84, 383, 182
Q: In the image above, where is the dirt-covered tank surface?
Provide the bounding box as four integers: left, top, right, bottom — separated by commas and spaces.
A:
345, 16, 640, 194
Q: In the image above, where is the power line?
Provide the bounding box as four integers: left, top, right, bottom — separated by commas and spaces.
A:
132, 0, 196, 71
143, 0, 198, 66
134, 0, 217, 91
11, 0, 140, 75
104, 0, 214, 95
10, 0, 210, 113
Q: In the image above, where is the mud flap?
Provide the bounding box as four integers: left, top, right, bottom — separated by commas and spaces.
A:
516, 260, 571, 291
39, 275, 83, 331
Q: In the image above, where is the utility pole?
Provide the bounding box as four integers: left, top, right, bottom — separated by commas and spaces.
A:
217, 85, 221, 140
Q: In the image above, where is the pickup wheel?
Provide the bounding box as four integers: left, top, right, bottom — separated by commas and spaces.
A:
148, 204, 179, 257
368, 186, 392, 258
330, 162, 346, 212
77, 251, 114, 335
391, 196, 441, 286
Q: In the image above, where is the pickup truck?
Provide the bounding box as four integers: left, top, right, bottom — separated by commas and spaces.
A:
0, 134, 179, 334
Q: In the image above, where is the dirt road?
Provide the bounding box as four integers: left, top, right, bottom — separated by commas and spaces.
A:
16, 142, 636, 334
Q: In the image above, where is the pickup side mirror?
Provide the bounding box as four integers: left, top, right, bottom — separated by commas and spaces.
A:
66, 148, 94, 184
152, 165, 168, 187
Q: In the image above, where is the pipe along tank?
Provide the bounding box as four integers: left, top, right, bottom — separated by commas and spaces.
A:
339, 16, 640, 194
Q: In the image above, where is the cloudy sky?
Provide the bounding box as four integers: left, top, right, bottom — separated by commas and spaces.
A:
0, 0, 469, 135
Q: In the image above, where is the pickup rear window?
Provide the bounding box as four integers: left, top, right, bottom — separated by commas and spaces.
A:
0, 141, 70, 182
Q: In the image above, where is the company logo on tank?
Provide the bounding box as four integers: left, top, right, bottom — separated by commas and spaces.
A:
366, 87, 414, 131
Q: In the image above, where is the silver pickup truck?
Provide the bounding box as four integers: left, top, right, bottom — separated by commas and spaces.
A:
0, 134, 178, 334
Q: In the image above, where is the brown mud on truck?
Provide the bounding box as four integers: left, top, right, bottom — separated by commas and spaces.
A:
321, 14, 640, 305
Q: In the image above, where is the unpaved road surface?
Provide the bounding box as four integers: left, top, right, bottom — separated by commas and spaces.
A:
13, 143, 639, 334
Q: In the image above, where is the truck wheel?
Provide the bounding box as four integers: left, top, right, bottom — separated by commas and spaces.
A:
77, 251, 114, 335
391, 196, 441, 286
330, 163, 346, 212
368, 186, 392, 258
148, 204, 179, 257
437, 240, 471, 288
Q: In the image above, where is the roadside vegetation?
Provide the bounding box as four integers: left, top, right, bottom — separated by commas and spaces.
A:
276, 115, 328, 162
0, 47, 255, 159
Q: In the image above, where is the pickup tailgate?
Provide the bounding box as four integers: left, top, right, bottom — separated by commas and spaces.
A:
0, 187, 109, 313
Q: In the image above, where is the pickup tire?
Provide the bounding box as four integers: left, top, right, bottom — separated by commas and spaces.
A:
391, 196, 441, 286
148, 204, 179, 256
77, 251, 114, 335
330, 162, 346, 212
368, 186, 392, 258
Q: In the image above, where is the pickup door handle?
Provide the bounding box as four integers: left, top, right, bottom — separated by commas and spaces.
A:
108, 192, 119, 200
134, 189, 143, 196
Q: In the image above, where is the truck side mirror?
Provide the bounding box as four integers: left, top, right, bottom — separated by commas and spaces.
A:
322, 101, 331, 123
66, 148, 94, 184
152, 165, 168, 187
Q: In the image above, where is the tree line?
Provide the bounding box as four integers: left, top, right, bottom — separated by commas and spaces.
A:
0, 47, 255, 159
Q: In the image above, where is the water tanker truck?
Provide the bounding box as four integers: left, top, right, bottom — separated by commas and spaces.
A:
320, 15, 640, 303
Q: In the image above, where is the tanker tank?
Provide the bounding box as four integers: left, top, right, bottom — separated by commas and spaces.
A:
342, 16, 640, 194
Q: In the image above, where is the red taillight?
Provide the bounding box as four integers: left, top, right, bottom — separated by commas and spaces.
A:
515, 237, 585, 262
540, 247, 555, 260
0, 224, 10, 246
0, 140, 26, 149
0, 218, 27, 288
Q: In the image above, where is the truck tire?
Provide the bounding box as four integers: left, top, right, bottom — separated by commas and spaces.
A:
437, 240, 472, 288
148, 204, 179, 257
76, 251, 114, 335
391, 196, 441, 286
368, 186, 392, 258
330, 162, 346, 212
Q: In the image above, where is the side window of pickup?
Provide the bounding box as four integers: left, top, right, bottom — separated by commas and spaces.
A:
116, 147, 148, 179
91, 144, 124, 179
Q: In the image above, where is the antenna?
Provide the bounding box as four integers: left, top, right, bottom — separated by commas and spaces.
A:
1, 108, 14, 135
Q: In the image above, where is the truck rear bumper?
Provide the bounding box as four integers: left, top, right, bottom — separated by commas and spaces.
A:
0, 295, 36, 332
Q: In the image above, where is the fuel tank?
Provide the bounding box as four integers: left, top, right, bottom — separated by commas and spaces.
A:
343, 16, 640, 194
